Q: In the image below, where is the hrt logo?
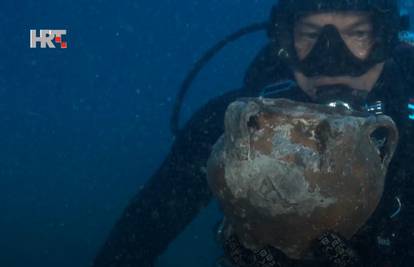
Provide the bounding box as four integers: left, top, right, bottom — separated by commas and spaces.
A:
30, 29, 67, 49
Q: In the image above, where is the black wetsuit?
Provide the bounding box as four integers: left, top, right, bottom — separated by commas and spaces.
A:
92, 43, 414, 267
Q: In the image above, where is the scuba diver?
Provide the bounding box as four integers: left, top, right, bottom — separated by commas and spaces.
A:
92, 0, 414, 266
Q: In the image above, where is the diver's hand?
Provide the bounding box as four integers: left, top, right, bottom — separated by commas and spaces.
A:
315, 232, 363, 267
223, 234, 290, 267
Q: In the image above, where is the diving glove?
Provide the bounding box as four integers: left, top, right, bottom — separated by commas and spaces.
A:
223, 234, 290, 267
315, 232, 363, 267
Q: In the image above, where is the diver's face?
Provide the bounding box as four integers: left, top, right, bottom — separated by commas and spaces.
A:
294, 12, 375, 60
292, 12, 385, 97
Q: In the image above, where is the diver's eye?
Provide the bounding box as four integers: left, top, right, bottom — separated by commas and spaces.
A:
349, 30, 372, 40
301, 31, 319, 40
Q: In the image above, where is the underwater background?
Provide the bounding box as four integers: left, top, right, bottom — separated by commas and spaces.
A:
1, 1, 275, 267
0, 1, 413, 267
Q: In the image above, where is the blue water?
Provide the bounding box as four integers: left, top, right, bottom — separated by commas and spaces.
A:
0, 1, 276, 267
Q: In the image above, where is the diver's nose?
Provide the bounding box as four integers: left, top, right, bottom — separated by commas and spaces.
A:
307, 25, 348, 76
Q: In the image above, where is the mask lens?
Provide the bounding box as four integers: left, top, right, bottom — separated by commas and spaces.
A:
340, 25, 375, 60
293, 16, 321, 60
